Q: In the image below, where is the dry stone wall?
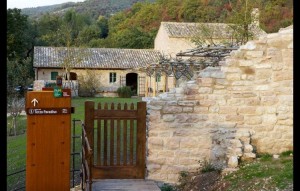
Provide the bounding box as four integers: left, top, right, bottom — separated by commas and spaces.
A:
144, 25, 293, 183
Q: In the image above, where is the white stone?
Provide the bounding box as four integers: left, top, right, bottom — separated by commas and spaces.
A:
241, 41, 257, 50
227, 156, 239, 168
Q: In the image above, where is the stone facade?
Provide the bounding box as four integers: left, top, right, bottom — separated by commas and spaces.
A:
34, 68, 176, 97
145, 25, 293, 183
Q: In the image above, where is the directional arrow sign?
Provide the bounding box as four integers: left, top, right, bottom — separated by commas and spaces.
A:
31, 98, 39, 107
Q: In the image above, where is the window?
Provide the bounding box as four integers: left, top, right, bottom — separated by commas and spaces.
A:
109, 72, 116, 83
156, 75, 161, 82
51, 72, 58, 80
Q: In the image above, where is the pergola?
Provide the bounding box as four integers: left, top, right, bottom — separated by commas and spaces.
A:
143, 44, 239, 96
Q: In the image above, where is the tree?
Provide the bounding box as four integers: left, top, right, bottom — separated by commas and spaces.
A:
7, 8, 31, 60
77, 69, 101, 97
226, 0, 263, 44
7, 58, 32, 136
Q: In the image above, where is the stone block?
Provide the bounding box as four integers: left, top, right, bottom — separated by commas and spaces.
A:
227, 73, 241, 81
194, 106, 209, 113
150, 101, 166, 106
273, 71, 293, 81
147, 164, 162, 172
255, 85, 270, 91
226, 115, 244, 122
163, 114, 176, 122
227, 156, 238, 168
262, 114, 277, 125
241, 153, 256, 161
245, 50, 264, 58
165, 138, 181, 150
256, 69, 272, 80
255, 63, 272, 69
227, 98, 245, 106
175, 87, 184, 94
148, 137, 164, 149
198, 87, 213, 94
219, 106, 237, 114
200, 100, 216, 107
238, 107, 257, 115
178, 101, 197, 106
183, 107, 193, 113
180, 138, 198, 148
199, 77, 215, 86
229, 139, 243, 148
241, 41, 257, 50
221, 67, 242, 73
148, 105, 163, 110
184, 89, 198, 95
261, 96, 279, 106
245, 98, 261, 106
244, 144, 254, 153
245, 116, 262, 125
162, 106, 182, 114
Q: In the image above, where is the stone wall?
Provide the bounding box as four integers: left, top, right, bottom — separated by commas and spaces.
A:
145, 25, 293, 183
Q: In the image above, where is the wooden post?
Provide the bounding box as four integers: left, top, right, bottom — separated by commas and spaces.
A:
25, 90, 71, 191
85, 101, 95, 166
136, 101, 146, 178
85, 101, 94, 190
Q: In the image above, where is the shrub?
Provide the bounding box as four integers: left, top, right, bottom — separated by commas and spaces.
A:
198, 158, 220, 173
117, 86, 133, 98
160, 183, 177, 191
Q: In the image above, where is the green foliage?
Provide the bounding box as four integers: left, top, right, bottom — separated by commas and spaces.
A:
44, 82, 57, 88
224, 151, 293, 191
280, 150, 293, 157
7, 57, 33, 96
117, 86, 134, 98
257, 153, 273, 161
7, 8, 35, 60
15, 0, 293, 51
198, 158, 220, 173
160, 183, 177, 191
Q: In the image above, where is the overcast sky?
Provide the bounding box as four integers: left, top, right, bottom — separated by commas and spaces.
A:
7, 0, 85, 9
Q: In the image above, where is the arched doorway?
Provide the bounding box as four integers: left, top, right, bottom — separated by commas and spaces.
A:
126, 73, 138, 96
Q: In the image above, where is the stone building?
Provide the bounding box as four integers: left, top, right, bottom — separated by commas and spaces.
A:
33, 46, 175, 97
154, 20, 266, 56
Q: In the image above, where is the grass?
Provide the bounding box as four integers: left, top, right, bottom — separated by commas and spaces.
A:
224, 152, 293, 191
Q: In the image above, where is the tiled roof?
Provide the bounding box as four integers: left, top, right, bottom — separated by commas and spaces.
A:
161, 22, 266, 38
33, 46, 161, 69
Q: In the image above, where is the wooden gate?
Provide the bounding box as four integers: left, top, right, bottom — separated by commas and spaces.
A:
84, 101, 146, 180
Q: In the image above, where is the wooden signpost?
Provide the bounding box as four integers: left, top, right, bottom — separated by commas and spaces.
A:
25, 89, 72, 191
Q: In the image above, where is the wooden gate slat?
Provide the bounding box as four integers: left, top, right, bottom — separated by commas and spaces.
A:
97, 103, 101, 166
103, 103, 108, 166
130, 104, 135, 165
110, 103, 115, 166
117, 103, 121, 165
123, 103, 128, 166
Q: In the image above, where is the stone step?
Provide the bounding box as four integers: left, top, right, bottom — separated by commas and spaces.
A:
91, 179, 161, 191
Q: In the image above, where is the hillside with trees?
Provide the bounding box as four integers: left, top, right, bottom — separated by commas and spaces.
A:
7, 0, 293, 94
21, 0, 156, 20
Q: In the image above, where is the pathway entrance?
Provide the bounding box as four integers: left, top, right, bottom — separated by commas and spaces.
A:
92, 179, 160, 191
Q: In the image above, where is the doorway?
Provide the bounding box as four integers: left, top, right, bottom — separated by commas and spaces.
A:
126, 73, 137, 95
